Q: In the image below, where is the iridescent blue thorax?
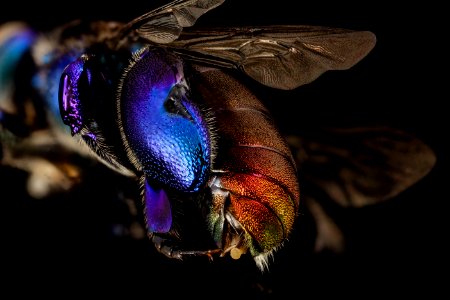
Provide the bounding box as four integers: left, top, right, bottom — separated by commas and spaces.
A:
118, 49, 212, 192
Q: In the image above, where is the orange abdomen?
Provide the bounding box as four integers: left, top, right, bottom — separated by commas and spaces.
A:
193, 69, 300, 252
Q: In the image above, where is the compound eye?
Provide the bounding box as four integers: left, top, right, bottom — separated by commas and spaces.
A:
58, 54, 91, 135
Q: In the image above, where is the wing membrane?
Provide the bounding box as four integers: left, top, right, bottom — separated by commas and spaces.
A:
169, 26, 376, 89
122, 0, 225, 44
287, 127, 436, 207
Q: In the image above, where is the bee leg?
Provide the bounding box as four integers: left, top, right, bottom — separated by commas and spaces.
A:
170, 249, 222, 261
150, 233, 182, 260
151, 233, 221, 261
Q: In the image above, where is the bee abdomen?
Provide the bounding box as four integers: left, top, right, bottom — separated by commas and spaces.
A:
193, 69, 300, 251
215, 144, 299, 249
192, 68, 299, 202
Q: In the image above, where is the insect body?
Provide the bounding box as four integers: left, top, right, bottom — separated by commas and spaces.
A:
1, 0, 434, 271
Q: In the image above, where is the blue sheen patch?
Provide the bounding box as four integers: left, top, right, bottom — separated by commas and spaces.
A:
0, 26, 36, 95
120, 50, 210, 192
32, 52, 81, 133
58, 56, 86, 135
144, 179, 172, 233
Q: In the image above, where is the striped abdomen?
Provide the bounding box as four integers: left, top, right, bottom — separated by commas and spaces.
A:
192, 69, 300, 256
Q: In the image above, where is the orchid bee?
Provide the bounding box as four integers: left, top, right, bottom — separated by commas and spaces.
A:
0, 0, 435, 272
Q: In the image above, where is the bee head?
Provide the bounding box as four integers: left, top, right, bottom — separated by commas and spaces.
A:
58, 50, 127, 135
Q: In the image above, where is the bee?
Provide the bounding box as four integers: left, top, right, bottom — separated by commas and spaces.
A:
0, 0, 436, 272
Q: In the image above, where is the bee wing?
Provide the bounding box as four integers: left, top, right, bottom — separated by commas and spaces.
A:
287, 127, 436, 207
121, 0, 225, 44
168, 26, 376, 90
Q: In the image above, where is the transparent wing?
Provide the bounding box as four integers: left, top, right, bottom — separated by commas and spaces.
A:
287, 127, 436, 207
122, 2, 375, 89
120, 0, 225, 44
168, 26, 376, 89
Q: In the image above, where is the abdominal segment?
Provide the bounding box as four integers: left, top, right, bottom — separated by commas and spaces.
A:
219, 170, 297, 251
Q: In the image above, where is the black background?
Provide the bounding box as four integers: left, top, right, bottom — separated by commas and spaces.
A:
1, 1, 446, 298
